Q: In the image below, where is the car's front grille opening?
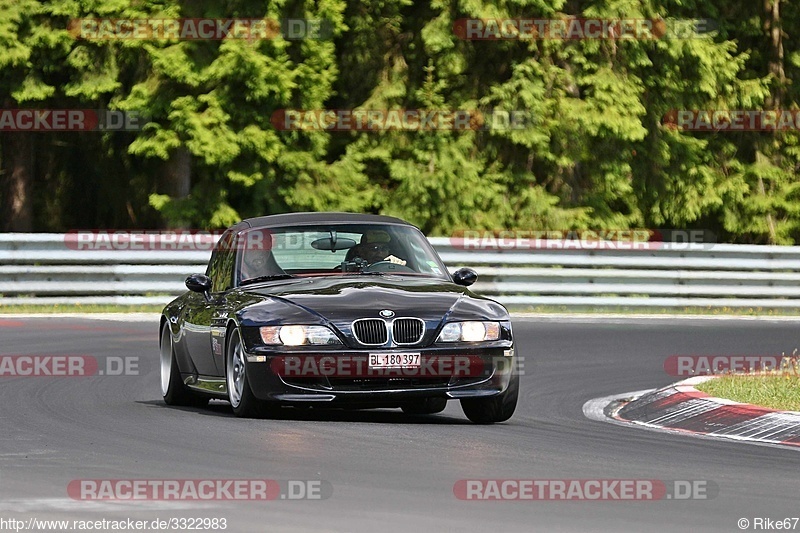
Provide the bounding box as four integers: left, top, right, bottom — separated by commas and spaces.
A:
327, 377, 451, 391
283, 376, 484, 392
392, 318, 425, 345
352, 319, 388, 346
282, 377, 332, 390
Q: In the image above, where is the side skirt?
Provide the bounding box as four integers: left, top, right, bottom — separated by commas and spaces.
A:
185, 375, 228, 398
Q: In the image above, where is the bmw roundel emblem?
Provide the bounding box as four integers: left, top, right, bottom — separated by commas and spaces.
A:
379, 309, 395, 318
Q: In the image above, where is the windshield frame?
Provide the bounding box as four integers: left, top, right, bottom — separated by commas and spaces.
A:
233, 222, 451, 287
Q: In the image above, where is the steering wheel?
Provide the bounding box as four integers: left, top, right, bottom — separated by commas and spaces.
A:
363, 261, 416, 273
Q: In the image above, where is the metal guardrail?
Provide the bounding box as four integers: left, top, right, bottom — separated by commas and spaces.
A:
1, 234, 799, 309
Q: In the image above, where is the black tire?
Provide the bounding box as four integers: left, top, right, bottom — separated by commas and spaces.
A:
160, 325, 208, 407
460, 371, 519, 424
401, 397, 447, 415
226, 327, 266, 418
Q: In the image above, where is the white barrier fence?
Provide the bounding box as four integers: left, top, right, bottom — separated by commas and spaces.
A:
1, 233, 799, 309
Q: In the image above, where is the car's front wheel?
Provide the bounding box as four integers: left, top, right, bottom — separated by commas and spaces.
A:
160, 325, 208, 407
460, 371, 519, 424
226, 328, 266, 418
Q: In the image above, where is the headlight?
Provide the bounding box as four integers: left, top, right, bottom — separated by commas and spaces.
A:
436, 321, 501, 342
259, 325, 342, 346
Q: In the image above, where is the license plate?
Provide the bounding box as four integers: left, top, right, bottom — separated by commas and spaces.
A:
369, 353, 421, 368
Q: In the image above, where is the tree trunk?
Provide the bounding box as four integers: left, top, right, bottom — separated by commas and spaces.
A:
162, 146, 191, 198
760, 0, 784, 243
159, 146, 191, 228
0, 132, 34, 231
764, 0, 786, 109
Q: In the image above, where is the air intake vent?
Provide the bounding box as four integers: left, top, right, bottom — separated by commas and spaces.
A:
352, 319, 388, 346
393, 318, 425, 345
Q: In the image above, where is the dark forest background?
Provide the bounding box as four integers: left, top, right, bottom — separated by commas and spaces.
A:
1, 0, 798, 242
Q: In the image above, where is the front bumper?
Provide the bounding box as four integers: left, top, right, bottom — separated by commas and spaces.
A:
243, 345, 515, 405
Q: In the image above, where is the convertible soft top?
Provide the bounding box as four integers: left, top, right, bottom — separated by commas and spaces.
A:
233, 212, 414, 232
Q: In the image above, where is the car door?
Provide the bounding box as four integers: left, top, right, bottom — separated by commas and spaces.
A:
209, 231, 239, 376
182, 230, 235, 377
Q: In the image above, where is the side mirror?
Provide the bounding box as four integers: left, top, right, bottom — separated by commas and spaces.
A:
452, 267, 478, 287
186, 274, 212, 297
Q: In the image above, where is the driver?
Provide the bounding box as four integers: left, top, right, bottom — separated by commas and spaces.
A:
353, 230, 407, 266
240, 249, 283, 280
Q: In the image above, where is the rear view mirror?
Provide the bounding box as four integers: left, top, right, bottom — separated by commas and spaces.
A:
452, 268, 478, 286
186, 273, 212, 295
311, 230, 357, 251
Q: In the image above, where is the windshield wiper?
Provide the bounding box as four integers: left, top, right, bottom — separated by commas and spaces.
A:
240, 274, 295, 286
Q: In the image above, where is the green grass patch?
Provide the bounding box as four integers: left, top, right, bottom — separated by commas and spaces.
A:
696, 374, 800, 411
0, 304, 163, 314
510, 305, 800, 316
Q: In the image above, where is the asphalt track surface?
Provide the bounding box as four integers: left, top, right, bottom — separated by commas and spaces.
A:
1, 315, 799, 532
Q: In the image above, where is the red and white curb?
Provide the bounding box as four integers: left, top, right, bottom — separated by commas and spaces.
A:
583, 376, 800, 449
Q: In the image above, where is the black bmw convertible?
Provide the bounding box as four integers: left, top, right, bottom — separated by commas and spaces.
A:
159, 212, 518, 423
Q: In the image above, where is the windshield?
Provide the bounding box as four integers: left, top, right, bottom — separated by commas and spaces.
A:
236, 224, 450, 285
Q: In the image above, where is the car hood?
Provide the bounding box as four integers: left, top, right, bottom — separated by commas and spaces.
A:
234, 276, 508, 328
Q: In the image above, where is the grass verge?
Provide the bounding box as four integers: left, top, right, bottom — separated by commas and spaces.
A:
510, 305, 800, 316
0, 304, 163, 314
695, 374, 800, 411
